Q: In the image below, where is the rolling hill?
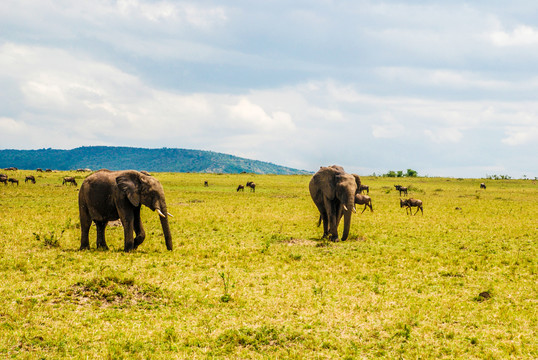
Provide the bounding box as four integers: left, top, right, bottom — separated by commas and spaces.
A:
0, 146, 311, 175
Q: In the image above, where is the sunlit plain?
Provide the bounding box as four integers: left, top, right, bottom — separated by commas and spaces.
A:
0, 171, 536, 359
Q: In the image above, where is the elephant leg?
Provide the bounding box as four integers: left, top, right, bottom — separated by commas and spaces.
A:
122, 218, 135, 252
95, 221, 109, 250
79, 214, 92, 250
133, 208, 146, 249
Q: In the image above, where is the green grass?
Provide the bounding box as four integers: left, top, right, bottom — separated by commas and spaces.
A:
0, 171, 537, 359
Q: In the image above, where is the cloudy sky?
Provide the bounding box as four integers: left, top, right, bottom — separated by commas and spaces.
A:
1, 1, 537, 178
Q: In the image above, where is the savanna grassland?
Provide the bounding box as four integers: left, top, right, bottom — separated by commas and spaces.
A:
0, 170, 536, 359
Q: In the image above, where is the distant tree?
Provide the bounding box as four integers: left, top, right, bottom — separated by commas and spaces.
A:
406, 169, 418, 177
397, 170, 404, 177
383, 170, 397, 177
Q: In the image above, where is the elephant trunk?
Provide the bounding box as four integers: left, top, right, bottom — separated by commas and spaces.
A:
160, 215, 173, 251
341, 208, 352, 241
156, 202, 173, 251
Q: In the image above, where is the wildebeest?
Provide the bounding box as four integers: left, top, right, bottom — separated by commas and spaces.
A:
36, 168, 43, 172
0, 174, 8, 185
63, 177, 77, 186
25, 175, 36, 184
354, 194, 373, 213
237, 184, 245, 192
358, 184, 369, 194
394, 185, 408, 196
246, 181, 256, 192
480, 183, 486, 189
4, 167, 17, 171
400, 198, 423, 215
204, 181, 209, 187
8, 178, 19, 186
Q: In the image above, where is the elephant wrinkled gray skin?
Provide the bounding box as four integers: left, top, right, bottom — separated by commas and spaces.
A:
309, 165, 361, 242
78, 170, 173, 252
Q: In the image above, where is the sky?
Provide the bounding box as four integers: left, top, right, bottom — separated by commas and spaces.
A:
1, 1, 537, 178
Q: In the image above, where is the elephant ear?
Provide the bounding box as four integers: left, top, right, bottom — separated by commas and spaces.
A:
116, 174, 140, 207
352, 174, 362, 192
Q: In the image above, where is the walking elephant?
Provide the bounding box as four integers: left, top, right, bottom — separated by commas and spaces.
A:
309, 165, 361, 241
78, 170, 173, 252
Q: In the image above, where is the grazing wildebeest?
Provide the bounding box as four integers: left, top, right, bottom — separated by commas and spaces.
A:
204, 181, 209, 187
358, 184, 369, 194
246, 181, 256, 192
36, 168, 43, 172
25, 175, 36, 184
237, 184, 245, 192
394, 185, 408, 196
480, 183, 486, 189
400, 198, 423, 215
0, 174, 7, 185
8, 178, 19, 186
63, 177, 77, 186
354, 194, 373, 213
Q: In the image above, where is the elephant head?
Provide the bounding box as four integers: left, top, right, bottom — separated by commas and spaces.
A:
309, 165, 361, 241
116, 172, 173, 251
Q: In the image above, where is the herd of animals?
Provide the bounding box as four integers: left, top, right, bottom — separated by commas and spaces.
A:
1, 165, 489, 251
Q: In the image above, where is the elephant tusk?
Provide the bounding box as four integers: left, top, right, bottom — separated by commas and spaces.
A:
343, 205, 348, 211
156, 209, 166, 218
352, 207, 357, 213
167, 212, 174, 217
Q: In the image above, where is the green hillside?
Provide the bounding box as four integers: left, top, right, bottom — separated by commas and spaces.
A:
0, 146, 311, 175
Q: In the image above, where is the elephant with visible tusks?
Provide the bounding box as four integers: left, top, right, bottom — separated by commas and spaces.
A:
309, 165, 361, 242
78, 170, 173, 252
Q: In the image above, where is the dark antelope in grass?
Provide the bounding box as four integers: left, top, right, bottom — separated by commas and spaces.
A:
480, 183, 486, 189
8, 178, 19, 186
358, 184, 369, 194
246, 181, 256, 192
354, 194, 373, 213
395, 185, 408, 196
400, 198, 423, 215
63, 177, 78, 186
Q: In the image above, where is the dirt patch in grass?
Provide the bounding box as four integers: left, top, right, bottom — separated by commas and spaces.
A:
281, 238, 317, 246
53, 276, 170, 308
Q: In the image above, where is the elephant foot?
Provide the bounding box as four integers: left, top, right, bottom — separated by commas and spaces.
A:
79, 245, 90, 250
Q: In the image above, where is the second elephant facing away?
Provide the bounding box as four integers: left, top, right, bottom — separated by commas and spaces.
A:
78, 170, 173, 252
309, 165, 361, 242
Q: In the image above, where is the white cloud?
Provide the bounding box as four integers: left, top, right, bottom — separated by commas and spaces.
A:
0, 117, 27, 134
502, 126, 538, 146
227, 98, 295, 133
490, 25, 538, 47
424, 127, 463, 143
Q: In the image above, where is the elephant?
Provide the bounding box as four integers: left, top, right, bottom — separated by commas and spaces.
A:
78, 170, 173, 252
309, 165, 361, 242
